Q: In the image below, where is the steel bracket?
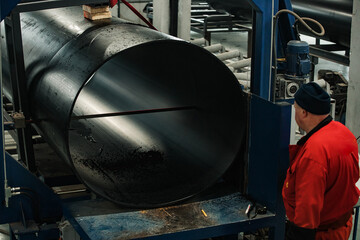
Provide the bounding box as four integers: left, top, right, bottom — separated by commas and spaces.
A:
11, 112, 26, 129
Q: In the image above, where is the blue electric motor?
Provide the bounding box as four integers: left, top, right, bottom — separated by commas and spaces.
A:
286, 40, 310, 79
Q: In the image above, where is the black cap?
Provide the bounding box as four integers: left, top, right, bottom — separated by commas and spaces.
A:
294, 82, 330, 115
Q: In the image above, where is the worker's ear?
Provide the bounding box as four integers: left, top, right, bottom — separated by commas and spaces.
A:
301, 109, 308, 119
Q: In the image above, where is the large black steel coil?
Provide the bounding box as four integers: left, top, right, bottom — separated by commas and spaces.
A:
2, 7, 245, 207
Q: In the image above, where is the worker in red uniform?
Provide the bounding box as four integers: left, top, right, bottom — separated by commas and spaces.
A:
282, 82, 360, 240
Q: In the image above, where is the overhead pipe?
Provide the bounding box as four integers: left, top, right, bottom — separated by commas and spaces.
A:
1, 7, 246, 207
206, 0, 352, 47
291, 0, 352, 48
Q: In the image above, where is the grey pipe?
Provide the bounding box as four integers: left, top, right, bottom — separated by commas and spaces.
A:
227, 58, 252, 69
204, 43, 224, 53
215, 50, 241, 61
235, 72, 251, 81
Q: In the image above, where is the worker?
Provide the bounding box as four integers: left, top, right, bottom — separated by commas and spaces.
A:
282, 82, 360, 240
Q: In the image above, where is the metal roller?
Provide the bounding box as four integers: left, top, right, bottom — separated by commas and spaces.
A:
2, 7, 245, 207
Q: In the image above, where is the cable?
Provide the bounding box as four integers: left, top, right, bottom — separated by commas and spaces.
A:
274, 9, 325, 37
12, 190, 41, 223
120, 0, 158, 31
271, 9, 325, 102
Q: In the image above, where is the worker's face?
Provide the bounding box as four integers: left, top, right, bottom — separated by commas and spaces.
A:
294, 101, 307, 130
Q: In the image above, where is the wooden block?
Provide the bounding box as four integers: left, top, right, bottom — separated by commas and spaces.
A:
82, 5, 110, 14
82, 4, 111, 20
83, 10, 112, 20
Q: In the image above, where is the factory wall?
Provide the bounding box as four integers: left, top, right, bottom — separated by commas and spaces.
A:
347, 0, 360, 148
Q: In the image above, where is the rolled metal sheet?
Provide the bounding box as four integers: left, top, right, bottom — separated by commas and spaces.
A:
2, 7, 245, 207
206, 0, 352, 47
291, 0, 352, 47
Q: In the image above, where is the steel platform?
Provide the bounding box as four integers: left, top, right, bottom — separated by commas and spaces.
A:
63, 192, 276, 240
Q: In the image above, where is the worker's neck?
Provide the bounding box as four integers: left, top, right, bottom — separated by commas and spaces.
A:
304, 114, 329, 134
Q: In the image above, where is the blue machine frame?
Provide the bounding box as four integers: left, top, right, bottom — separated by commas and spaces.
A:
0, 0, 296, 239
0, 0, 21, 21
249, 0, 296, 101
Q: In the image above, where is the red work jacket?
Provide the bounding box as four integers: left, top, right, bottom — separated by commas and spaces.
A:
282, 118, 359, 229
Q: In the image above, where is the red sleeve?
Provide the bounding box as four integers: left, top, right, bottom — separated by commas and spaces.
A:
294, 157, 327, 228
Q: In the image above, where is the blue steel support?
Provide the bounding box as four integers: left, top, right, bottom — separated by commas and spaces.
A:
0, 0, 21, 21
246, 0, 298, 100
246, 0, 276, 101
244, 7, 295, 239
271, 101, 291, 239
247, 95, 291, 240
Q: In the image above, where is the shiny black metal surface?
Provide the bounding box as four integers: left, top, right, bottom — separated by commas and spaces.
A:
206, 0, 352, 47
2, 7, 246, 207
292, 0, 352, 48
206, 0, 252, 20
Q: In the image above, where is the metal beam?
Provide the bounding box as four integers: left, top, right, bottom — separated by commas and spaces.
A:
246, 0, 275, 100
169, 0, 179, 36
4, 13, 36, 172
309, 45, 350, 66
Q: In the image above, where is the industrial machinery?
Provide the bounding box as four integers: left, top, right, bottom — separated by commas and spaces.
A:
0, 0, 298, 239
208, 0, 352, 66
276, 40, 310, 100
207, 0, 352, 48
